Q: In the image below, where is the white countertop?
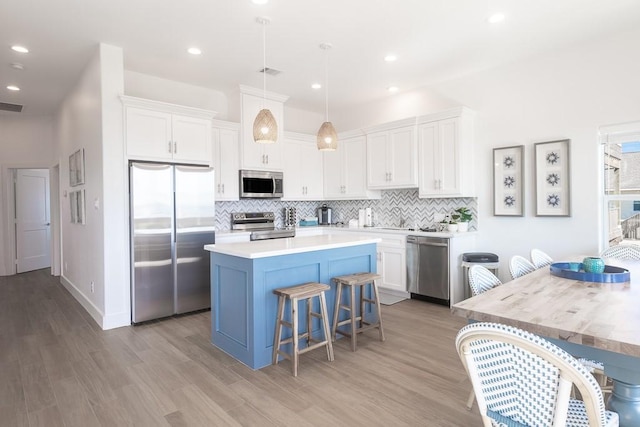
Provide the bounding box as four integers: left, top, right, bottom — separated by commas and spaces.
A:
205, 234, 381, 259
214, 225, 477, 241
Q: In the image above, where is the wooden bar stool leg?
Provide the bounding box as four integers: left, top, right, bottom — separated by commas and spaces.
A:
272, 295, 285, 365
372, 279, 385, 342
350, 284, 357, 351
359, 283, 365, 328
306, 297, 312, 347
319, 291, 334, 361
331, 281, 343, 342
291, 297, 299, 377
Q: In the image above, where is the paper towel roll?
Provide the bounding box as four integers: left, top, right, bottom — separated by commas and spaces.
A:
358, 209, 365, 227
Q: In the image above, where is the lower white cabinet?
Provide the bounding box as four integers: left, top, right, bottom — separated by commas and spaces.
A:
377, 245, 406, 293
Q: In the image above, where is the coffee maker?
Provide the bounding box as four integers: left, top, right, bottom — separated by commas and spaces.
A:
317, 204, 333, 225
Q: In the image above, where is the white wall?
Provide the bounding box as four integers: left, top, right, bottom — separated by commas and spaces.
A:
0, 116, 54, 275
334, 27, 640, 280
124, 70, 228, 118
55, 43, 127, 328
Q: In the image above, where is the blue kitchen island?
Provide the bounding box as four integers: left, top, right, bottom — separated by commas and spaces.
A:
205, 234, 380, 370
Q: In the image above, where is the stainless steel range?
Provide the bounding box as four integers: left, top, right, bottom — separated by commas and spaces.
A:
231, 211, 296, 241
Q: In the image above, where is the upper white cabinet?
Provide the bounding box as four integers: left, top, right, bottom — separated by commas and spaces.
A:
239, 86, 288, 171
418, 107, 475, 198
121, 96, 214, 165
323, 133, 381, 200
365, 118, 418, 189
282, 132, 324, 200
212, 119, 240, 201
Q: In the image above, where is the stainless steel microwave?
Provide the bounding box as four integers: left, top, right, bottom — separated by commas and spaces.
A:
239, 170, 283, 198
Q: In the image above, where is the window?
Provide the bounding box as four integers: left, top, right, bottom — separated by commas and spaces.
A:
602, 122, 640, 249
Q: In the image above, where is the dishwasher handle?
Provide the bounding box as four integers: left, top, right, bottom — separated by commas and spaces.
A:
407, 235, 449, 247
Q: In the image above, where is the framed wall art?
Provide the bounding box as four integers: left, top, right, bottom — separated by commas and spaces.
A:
69, 148, 85, 187
493, 145, 524, 216
535, 139, 571, 216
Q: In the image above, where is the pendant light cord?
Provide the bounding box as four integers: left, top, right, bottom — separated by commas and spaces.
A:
262, 20, 266, 108
324, 47, 329, 121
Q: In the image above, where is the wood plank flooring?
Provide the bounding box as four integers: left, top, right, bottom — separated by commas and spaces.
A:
0, 269, 481, 426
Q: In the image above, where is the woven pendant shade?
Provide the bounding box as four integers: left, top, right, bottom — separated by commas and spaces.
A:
253, 108, 278, 144
317, 121, 337, 151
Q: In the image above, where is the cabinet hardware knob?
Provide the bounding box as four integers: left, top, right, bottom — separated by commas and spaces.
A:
222, 184, 225, 193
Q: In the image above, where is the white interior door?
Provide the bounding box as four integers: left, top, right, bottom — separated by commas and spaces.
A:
15, 169, 51, 273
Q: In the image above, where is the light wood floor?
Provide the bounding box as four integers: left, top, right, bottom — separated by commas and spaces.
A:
0, 269, 481, 426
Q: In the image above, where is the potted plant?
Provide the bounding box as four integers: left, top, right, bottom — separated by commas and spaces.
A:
448, 213, 459, 232
454, 207, 472, 232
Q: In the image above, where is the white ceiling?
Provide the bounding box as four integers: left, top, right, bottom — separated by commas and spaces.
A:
2, 0, 640, 117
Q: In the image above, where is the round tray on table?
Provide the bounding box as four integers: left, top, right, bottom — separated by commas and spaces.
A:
549, 262, 630, 283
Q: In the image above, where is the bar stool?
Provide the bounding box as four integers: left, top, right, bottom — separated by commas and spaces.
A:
331, 272, 385, 351
272, 282, 334, 376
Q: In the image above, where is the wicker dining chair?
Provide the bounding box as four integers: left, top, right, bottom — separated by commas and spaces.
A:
530, 248, 554, 269
464, 265, 503, 410
468, 265, 502, 297
600, 245, 640, 261
456, 322, 619, 427
509, 255, 537, 279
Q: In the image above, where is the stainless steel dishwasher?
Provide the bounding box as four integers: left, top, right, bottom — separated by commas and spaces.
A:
406, 235, 450, 305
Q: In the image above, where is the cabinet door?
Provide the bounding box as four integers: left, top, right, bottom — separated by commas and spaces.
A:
172, 115, 212, 165
388, 126, 417, 187
126, 108, 173, 161
366, 131, 389, 187
418, 122, 440, 196
379, 246, 406, 292
213, 126, 239, 201
241, 94, 284, 170
438, 118, 460, 195
343, 136, 368, 197
283, 142, 305, 199
323, 149, 344, 198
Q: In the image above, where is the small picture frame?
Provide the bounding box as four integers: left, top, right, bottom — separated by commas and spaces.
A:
493, 145, 524, 216
535, 139, 571, 216
69, 148, 85, 187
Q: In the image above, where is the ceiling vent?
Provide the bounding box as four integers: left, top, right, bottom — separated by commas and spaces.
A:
259, 67, 281, 76
0, 102, 23, 112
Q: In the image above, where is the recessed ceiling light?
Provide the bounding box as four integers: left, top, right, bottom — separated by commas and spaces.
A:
384, 54, 397, 62
187, 47, 202, 55
487, 13, 505, 24
10, 63, 25, 70
7, 85, 20, 91
252, 0, 268, 4
311, 83, 322, 90
11, 45, 29, 54
387, 86, 399, 93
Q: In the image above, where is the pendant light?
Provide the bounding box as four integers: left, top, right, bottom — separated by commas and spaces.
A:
317, 43, 338, 151
253, 17, 278, 144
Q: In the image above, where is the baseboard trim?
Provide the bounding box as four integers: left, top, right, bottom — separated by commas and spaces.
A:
59, 275, 102, 328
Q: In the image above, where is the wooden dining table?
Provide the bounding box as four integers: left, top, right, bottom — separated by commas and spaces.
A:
451, 257, 640, 427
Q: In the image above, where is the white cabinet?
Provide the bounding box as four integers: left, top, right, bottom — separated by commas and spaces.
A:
377, 245, 406, 293
366, 119, 418, 189
122, 96, 214, 165
418, 107, 475, 198
212, 120, 240, 201
239, 87, 288, 171
282, 132, 324, 200
323, 134, 381, 200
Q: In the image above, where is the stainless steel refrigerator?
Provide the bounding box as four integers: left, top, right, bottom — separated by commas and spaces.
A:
130, 162, 215, 323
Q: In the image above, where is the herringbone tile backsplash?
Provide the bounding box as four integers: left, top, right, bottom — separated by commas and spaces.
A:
215, 189, 477, 231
